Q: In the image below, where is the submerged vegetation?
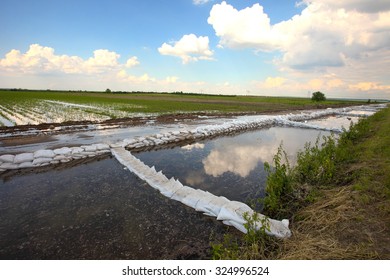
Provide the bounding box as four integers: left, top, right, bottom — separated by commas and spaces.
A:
0, 89, 366, 127
212, 106, 390, 259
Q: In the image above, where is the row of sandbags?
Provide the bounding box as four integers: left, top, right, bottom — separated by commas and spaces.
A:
111, 146, 291, 238
0, 144, 111, 172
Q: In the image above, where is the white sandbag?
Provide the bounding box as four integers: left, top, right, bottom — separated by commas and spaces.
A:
33, 157, 53, 165
154, 139, 164, 145
53, 147, 72, 155
71, 147, 84, 154
171, 187, 206, 208
53, 155, 68, 160
171, 186, 194, 203
0, 154, 15, 163
34, 149, 55, 159
200, 196, 230, 217
14, 153, 34, 164
152, 177, 175, 192
109, 143, 123, 148
217, 201, 254, 225
18, 162, 35, 168
181, 189, 210, 209
0, 162, 19, 170
159, 181, 183, 198
95, 143, 110, 150
153, 173, 171, 187
72, 155, 83, 159
195, 192, 217, 216
82, 145, 97, 152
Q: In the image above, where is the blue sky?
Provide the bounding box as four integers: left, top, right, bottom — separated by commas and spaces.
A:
1, 0, 389, 99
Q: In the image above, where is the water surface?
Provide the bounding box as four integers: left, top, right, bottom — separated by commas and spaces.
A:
0, 157, 227, 259
135, 127, 330, 205
0, 126, 330, 259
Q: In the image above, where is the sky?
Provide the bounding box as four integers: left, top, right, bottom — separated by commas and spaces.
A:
0, 0, 389, 99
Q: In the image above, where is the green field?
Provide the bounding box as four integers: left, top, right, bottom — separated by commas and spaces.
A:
0, 90, 367, 126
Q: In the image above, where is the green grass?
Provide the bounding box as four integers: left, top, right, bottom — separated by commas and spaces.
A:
0, 89, 365, 116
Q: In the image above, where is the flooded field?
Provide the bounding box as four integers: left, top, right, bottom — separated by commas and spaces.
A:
0, 104, 386, 259
0, 100, 145, 126
0, 125, 330, 259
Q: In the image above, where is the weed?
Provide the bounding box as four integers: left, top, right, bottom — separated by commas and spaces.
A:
295, 135, 337, 186
211, 212, 279, 260
262, 144, 294, 218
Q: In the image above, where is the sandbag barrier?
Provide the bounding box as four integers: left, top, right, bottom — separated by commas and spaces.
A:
0, 104, 386, 172
111, 146, 291, 238
0, 144, 111, 172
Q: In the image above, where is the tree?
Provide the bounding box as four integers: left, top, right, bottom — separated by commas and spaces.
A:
311, 91, 326, 102
105, 88, 111, 93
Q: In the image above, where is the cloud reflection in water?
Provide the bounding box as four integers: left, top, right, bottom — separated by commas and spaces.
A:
202, 127, 330, 178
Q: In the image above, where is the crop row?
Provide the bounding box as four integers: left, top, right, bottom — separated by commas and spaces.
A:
0, 100, 146, 127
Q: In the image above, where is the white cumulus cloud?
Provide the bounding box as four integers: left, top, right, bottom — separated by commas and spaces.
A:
208, 1, 390, 71
0, 44, 139, 75
0, 44, 84, 74
125, 56, 140, 68
158, 34, 214, 64
208, 1, 283, 51
84, 49, 121, 73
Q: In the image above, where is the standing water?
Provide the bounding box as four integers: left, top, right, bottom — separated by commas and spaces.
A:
0, 157, 228, 259
134, 127, 331, 205
0, 116, 353, 259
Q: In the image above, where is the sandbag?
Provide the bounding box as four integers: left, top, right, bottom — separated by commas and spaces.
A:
34, 149, 55, 158
14, 153, 34, 164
